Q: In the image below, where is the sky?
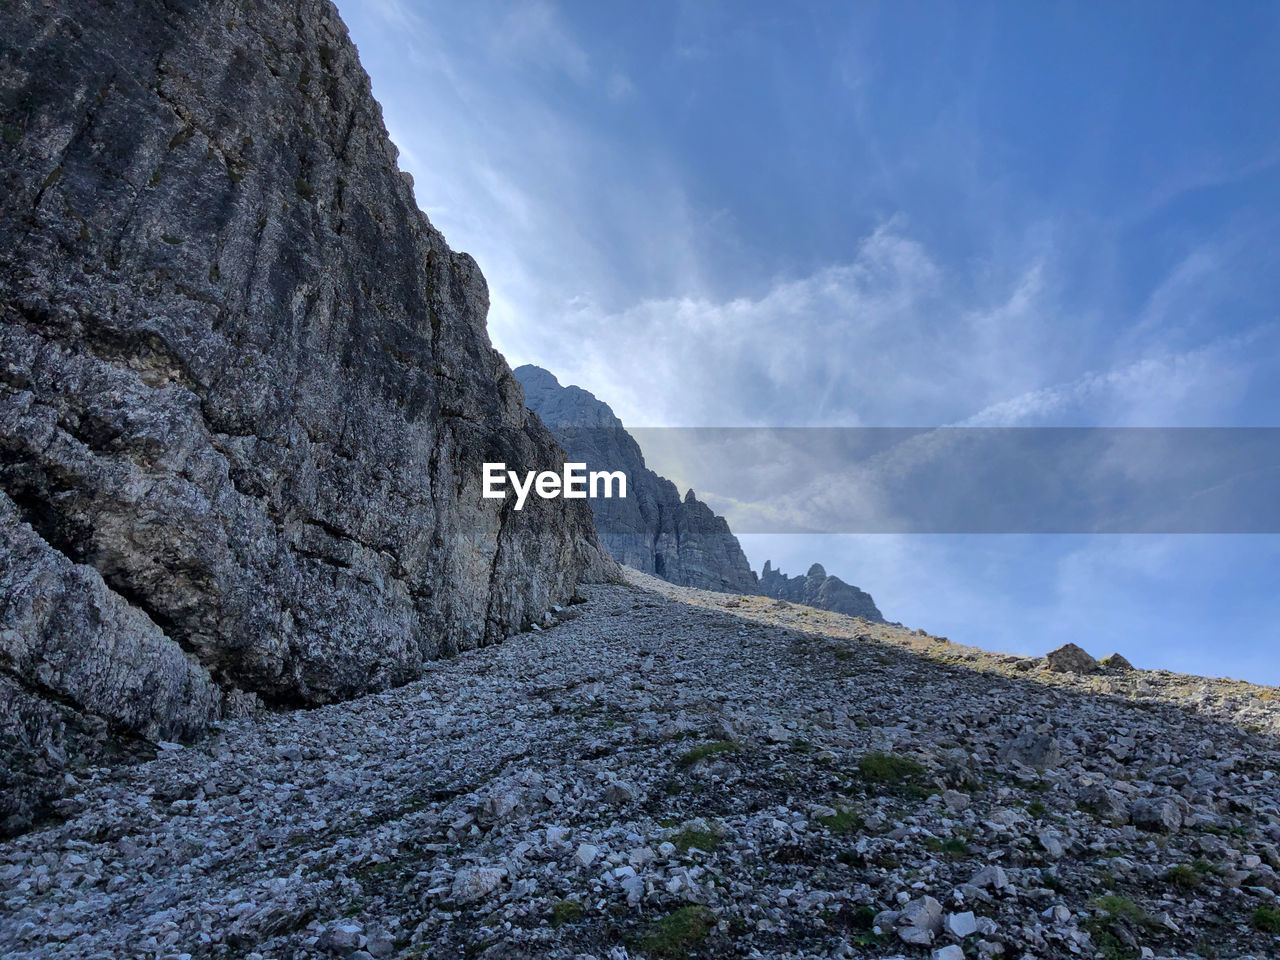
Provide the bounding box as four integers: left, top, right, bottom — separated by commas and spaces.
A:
336, 0, 1280, 682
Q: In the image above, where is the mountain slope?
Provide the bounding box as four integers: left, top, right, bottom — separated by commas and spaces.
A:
2, 572, 1277, 958
0, 0, 612, 834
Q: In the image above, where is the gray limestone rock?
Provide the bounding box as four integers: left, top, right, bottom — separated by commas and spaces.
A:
897, 894, 944, 945
0, 493, 232, 832
1077, 783, 1130, 823
0, 0, 614, 833
998, 731, 1062, 770
1046, 643, 1100, 674
757, 560, 884, 621
1101, 652, 1136, 672
969, 865, 1010, 890
1131, 797, 1183, 834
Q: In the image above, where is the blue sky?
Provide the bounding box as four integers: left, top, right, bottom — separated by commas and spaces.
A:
337, 0, 1280, 682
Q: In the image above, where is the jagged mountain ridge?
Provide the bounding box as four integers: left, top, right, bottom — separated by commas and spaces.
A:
0, 0, 614, 834
514, 364, 757, 593
758, 560, 883, 621
515, 365, 884, 621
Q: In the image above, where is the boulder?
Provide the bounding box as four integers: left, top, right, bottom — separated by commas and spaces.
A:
1101, 653, 1135, 672
897, 894, 944, 944
1077, 784, 1130, 823
1131, 797, 1183, 833
1046, 643, 1100, 674
945, 911, 978, 937
999, 732, 1062, 770
969, 865, 1011, 890
451, 867, 507, 904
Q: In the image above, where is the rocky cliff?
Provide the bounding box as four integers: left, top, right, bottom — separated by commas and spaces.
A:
0, 0, 613, 834
757, 561, 884, 621
514, 365, 757, 593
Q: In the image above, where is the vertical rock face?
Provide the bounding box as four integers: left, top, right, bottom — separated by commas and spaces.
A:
0, 0, 613, 832
757, 561, 884, 621
514, 366, 758, 593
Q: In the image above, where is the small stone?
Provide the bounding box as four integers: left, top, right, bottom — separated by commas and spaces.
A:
575, 843, 600, 867
900, 925, 935, 946
945, 911, 978, 937
1131, 797, 1182, 833
933, 946, 966, 960
621, 875, 645, 904
1037, 832, 1065, 859
450, 866, 506, 904
604, 781, 637, 804
969, 865, 1010, 890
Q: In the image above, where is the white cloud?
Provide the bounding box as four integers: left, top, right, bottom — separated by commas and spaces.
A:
344, 1, 1270, 437
960, 326, 1277, 427
336, 0, 1280, 684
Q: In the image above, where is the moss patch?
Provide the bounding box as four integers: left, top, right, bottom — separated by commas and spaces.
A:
675, 741, 739, 769
671, 821, 724, 853
856, 751, 926, 785
816, 808, 863, 834
636, 905, 715, 959
1254, 906, 1280, 933
550, 899, 584, 927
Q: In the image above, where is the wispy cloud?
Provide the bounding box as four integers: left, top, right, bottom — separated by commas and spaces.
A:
492, 1, 590, 83
336, 0, 1280, 683
344, 0, 1271, 436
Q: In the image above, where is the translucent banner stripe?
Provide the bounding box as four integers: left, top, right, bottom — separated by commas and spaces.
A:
552, 427, 1280, 534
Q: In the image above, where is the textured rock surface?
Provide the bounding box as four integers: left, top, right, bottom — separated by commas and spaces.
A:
515, 365, 756, 593
0, 0, 612, 832
1101, 652, 1135, 672
0, 491, 233, 834
757, 561, 884, 622
1046, 643, 1101, 674
3, 571, 1279, 958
